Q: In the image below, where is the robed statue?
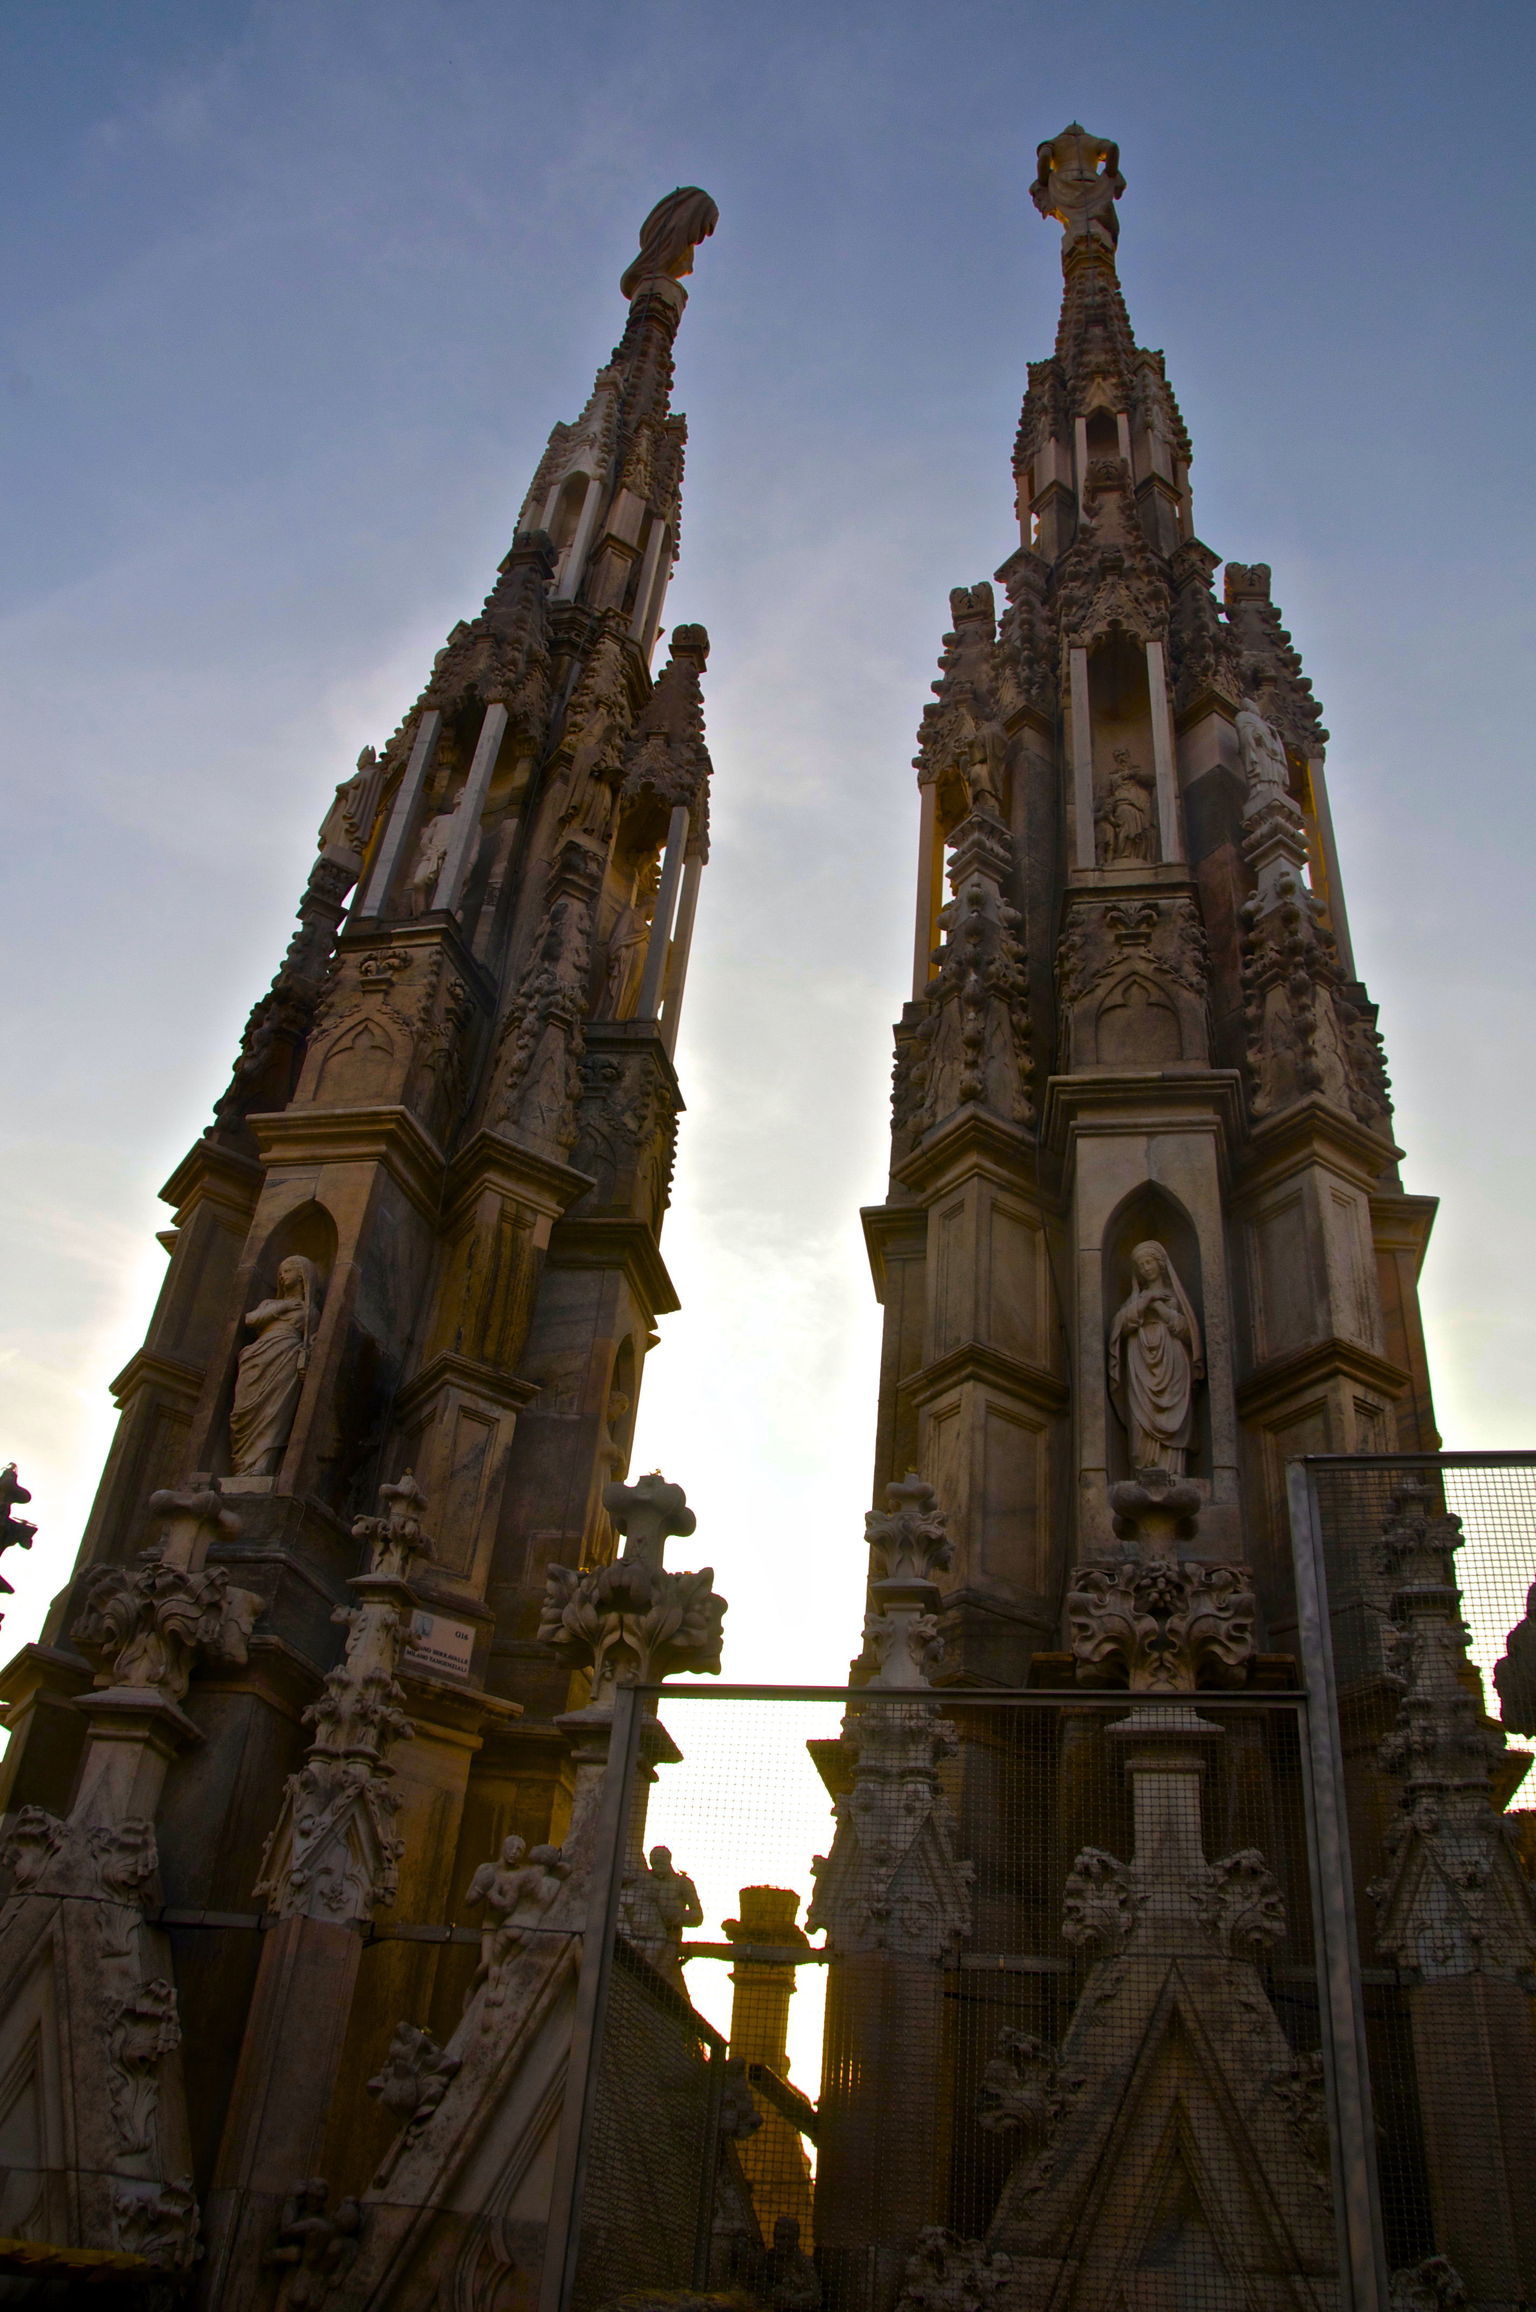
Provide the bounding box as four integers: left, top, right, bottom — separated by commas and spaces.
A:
620, 186, 720, 299
229, 1255, 323, 1478
1031, 125, 1125, 252
1108, 1240, 1203, 1477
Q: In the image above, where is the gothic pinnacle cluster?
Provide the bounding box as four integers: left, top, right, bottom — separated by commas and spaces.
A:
870, 121, 1430, 1671
817, 122, 1446, 2311
0, 188, 725, 2298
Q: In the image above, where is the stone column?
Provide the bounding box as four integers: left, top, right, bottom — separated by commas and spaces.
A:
433, 701, 509, 914
358, 709, 442, 918
0, 1476, 253, 2279
724, 1887, 815, 2244
1068, 645, 1094, 868
636, 804, 690, 1020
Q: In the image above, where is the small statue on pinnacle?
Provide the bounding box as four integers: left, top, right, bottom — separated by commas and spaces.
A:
1030, 124, 1124, 251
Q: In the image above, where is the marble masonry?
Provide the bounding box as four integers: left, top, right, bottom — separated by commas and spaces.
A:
1, 127, 1530, 2312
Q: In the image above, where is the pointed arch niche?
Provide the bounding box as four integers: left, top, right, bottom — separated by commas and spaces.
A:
215, 1199, 340, 1488
1100, 1183, 1209, 1484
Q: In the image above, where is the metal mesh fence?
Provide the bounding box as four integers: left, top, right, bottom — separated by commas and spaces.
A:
1295, 1454, 1536, 2312
569, 1687, 1336, 2312
558, 1457, 1536, 2312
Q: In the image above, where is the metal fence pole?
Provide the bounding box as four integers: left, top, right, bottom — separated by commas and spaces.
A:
1288, 1457, 1389, 2312
541, 1682, 644, 2312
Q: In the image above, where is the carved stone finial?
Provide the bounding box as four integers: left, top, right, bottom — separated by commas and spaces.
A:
539, 1470, 725, 1698
351, 1469, 435, 1584
1030, 124, 1124, 251
863, 1473, 953, 1690
620, 186, 719, 299
601, 1470, 697, 1569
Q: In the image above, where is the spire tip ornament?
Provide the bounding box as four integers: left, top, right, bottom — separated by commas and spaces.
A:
1030, 124, 1124, 252
620, 186, 719, 300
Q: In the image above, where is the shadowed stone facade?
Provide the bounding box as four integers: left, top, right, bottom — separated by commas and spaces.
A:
0, 189, 727, 2307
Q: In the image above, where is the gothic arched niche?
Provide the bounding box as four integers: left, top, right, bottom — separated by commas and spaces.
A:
1101, 1184, 1209, 1483
1093, 970, 1181, 1067
219, 1201, 339, 1483
1088, 630, 1156, 866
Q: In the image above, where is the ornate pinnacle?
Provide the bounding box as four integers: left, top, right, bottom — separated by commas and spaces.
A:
254, 1472, 433, 1921
863, 1473, 953, 1690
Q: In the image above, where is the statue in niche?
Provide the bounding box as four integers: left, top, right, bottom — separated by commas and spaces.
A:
229, 1255, 323, 1478
317, 745, 385, 866
1108, 1240, 1203, 1477
1030, 124, 1125, 251
406, 787, 464, 916
602, 857, 661, 1019
1236, 694, 1292, 808
1095, 749, 1157, 864
619, 185, 720, 299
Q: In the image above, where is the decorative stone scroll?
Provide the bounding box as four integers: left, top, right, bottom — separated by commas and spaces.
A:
1067, 1557, 1254, 1693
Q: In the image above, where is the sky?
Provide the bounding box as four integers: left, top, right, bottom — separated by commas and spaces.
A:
3, 0, 1536, 1800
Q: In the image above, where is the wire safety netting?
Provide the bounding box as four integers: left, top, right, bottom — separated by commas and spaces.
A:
1301, 1456, 1536, 2309
569, 1687, 1335, 2312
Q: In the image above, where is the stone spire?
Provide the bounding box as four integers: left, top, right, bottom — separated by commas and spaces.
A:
0, 191, 725, 2300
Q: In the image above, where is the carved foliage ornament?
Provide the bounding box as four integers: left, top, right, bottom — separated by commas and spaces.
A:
73, 1553, 262, 1702
1067, 1558, 1254, 1693
893, 2226, 1014, 2312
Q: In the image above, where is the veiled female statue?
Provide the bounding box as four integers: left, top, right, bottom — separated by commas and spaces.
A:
1107, 1240, 1203, 1476
229, 1256, 323, 1478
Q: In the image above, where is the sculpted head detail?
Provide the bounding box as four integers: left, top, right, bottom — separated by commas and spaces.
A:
620, 187, 720, 300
